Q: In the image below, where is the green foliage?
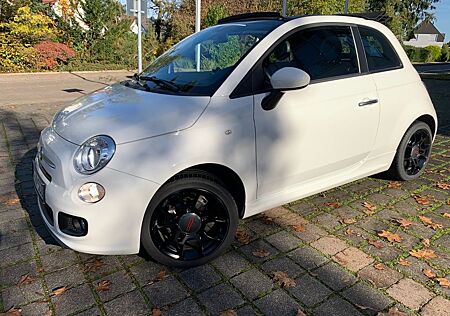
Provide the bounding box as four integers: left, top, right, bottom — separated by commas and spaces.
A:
424, 45, 441, 62
203, 5, 228, 28
0, 34, 37, 71
404, 44, 443, 62
440, 44, 449, 62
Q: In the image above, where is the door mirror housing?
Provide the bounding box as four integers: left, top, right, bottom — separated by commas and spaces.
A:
270, 67, 311, 91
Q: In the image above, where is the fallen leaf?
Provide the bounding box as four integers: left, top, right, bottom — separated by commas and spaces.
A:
83, 258, 105, 272
296, 309, 306, 316
152, 308, 162, 316
398, 258, 411, 266
151, 271, 168, 283
388, 181, 402, 189
413, 195, 430, 205
395, 218, 413, 229
17, 273, 34, 286
429, 222, 444, 230
36, 267, 44, 273
96, 280, 111, 292
3, 307, 22, 316
344, 228, 354, 236
423, 269, 436, 278
341, 218, 357, 225
324, 202, 340, 208
262, 215, 274, 225
378, 230, 402, 243
235, 227, 250, 244
435, 277, 450, 288
410, 249, 437, 259
362, 201, 377, 214
374, 263, 385, 270
219, 310, 237, 316
378, 307, 408, 316
443, 213, 450, 219
368, 239, 384, 249
422, 239, 430, 247
51, 286, 67, 297
272, 271, 296, 288
290, 223, 305, 232
3, 197, 20, 205
419, 215, 433, 225
252, 249, 270, 258
436, 182, 450, 190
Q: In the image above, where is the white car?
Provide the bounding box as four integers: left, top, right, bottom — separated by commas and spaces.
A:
34, 12, 437, 267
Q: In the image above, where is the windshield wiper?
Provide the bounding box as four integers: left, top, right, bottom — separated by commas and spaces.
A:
134, 74, 180, 92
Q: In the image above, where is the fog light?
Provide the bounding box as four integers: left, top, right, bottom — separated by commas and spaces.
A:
78, 183, 105, 203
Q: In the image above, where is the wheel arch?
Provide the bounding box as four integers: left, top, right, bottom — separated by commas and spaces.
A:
162, 163, 247, 219
416, 114, 437, 137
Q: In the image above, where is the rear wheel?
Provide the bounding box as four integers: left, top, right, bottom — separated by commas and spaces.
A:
141, 170, 238, 267
385, 121, 433, 181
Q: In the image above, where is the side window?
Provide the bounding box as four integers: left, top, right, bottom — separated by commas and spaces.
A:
359, 26, 402, 72
263, 26, 359, 82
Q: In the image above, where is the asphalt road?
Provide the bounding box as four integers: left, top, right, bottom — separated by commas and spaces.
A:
414, 62, 450, 74
0, 71, 133, 107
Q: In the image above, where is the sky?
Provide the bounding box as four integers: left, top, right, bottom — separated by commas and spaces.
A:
433, 1, 450, 41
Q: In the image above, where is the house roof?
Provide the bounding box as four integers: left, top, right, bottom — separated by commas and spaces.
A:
415, 20, 442, 35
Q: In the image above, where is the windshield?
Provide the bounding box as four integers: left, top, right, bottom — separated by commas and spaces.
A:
139, 20, 283, 96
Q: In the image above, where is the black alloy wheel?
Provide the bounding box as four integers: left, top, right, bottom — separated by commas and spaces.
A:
141, 170, 238, 267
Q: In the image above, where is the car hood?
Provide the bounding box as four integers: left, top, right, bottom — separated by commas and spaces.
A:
52, 83, 211, 145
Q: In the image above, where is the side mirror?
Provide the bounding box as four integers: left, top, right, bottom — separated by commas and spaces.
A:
262, 67, 310, 111
270, 67, 311, 90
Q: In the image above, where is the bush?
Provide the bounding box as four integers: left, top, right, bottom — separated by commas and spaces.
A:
0, 34, 37, 72
424, 45, 441, 62
441, 44, 450, 62
33, 41, 75, 69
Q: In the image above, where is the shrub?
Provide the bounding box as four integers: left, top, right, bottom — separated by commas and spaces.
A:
33, 41, 76, 69
441, 44, 450, 62
203, 5, 228, 28
0, 34, 37, 72
424, 45, 441, 62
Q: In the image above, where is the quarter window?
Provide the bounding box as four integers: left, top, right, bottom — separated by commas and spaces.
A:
359, 26, 402, 72
263, 26, 360, 82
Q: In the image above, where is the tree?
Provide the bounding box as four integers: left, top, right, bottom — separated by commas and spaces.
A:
203, 4, 228, 28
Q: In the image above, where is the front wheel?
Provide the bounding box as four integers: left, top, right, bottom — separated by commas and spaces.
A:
385, 121, 433, 181
141, 170, 238, 267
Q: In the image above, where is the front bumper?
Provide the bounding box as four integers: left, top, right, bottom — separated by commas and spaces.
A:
34, 127, 160, 255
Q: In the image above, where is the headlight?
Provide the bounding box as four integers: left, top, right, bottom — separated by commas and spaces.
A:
74, 136, 115, 175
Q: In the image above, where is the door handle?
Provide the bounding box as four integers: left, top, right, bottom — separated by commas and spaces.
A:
358, 98, 379, 107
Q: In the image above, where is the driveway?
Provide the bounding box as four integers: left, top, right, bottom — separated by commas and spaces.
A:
0, 76, 449, 316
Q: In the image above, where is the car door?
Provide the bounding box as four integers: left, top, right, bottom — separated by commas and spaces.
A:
253, 25, 380, 197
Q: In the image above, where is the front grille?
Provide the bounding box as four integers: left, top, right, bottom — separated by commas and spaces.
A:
38, 159, 52, 182
58, 212, 88, 237
39, 196, 54, 226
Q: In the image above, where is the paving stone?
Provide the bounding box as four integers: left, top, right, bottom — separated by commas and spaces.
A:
143, 276, 188, 307
334, 206, 363, 221
314, 262, 357, 291
41, 249, 77, 273
236, 305, 258, 316
1, 281, 45, 307
421, 296, 450, 316
211, 251, 250, 277
314, 295, 364, 316
44, 264, 85, 291
0, 242, 34, 268
310, 235, 348, 256
261, 257, 305, 279
311, 212, 340, 231
52, 283, 96, 316
364, 240, 403, 262
288, 274, 331, 307
336, 225, 371, 246
75, 306, 102, 316
246, 218, 279, 236
357, 263, 402, 288
435, 234, 450, 251
231, 269, 273, 300
20, 301, 51, 315
289, 201, 316, 217
357, 217, 390, 234
395, 256, 436, 284
386, 278, 435, 311
264, 231, 302, 252
165, 298, 205, 316
240, 239, 278, 263
179, 264, 221, 291
103, 290, 149, 316
366, 193, 393, 206
0, 260, 37, 288
292, 222, 328, 243
197, 283, 245, 314
254, 289, 300, 316
94, 270, 135, 302
119, 254, 145, 267
0, 232, 32, 250
384, 188, 409, 198
394, 200, 423, 216
287, 246, 329, 270
129, 260, 166, 286
82, 256, 122, 280
332, 247, 374, 272
342, 282, 393, 315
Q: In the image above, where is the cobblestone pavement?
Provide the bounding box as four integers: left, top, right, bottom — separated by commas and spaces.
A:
1, 79, 450, 316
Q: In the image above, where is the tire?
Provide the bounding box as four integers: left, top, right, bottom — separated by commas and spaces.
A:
141, 170, 238, 267
385, 121, 433, 181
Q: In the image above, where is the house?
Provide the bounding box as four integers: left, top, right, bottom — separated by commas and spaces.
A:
404, 20, 446, 48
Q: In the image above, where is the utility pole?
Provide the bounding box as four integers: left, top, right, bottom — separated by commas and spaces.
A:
344, 0, 349, 14
195, 0, 201, 72
282, 0, 287, 16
